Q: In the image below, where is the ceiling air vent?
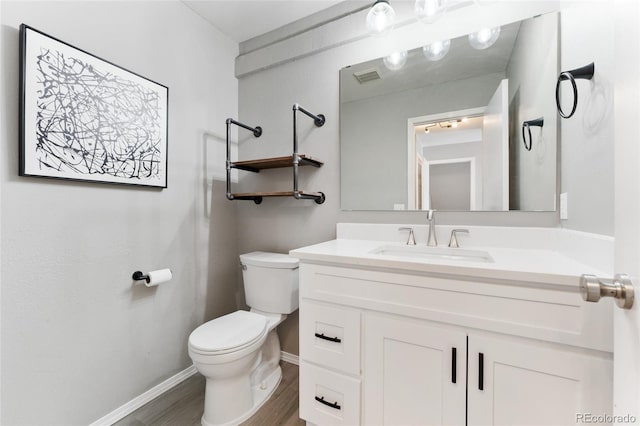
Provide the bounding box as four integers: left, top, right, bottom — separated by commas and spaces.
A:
353, 68, 382, 84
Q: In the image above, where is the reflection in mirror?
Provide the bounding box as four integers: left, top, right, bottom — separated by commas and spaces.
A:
340, 13, 558, 212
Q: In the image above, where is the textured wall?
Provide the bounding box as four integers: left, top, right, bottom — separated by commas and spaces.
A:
0, 2, 238, 424
559, 3, 615, 235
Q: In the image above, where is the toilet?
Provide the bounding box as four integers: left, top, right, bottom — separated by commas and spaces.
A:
188, 251, 299, 426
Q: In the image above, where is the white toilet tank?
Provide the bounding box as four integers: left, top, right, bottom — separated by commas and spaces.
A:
239, 252, 299, 314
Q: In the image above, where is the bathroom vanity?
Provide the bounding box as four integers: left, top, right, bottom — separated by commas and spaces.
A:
291, 224, 613, 426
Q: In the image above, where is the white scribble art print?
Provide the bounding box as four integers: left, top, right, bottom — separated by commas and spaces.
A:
20, 25, 168, 187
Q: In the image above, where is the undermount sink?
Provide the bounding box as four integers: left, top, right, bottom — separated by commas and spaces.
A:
370, 245, 494, 263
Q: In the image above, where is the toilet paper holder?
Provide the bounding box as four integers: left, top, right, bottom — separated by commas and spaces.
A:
132, 271, 151, 283
132, 269, 173, 287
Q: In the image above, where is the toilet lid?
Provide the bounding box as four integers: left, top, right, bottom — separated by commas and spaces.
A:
240, 251, 299, 269
189, 310, 267, 353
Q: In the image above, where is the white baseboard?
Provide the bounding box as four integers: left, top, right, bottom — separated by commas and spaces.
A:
91, 353, 297, 425
281, 351, 299, 365
89, 364, 197, 426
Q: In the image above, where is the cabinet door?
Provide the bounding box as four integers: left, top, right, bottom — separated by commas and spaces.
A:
363, 313, 466, 426
468, 333, 612, 426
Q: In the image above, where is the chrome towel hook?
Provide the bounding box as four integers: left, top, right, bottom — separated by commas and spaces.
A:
521, 117, 544, 151
555, 62, 595, 119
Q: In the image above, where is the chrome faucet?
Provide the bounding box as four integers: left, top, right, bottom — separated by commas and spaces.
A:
426, 209, 437, 246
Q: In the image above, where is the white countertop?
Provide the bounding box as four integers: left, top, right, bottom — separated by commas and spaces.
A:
290, 238, 608, 288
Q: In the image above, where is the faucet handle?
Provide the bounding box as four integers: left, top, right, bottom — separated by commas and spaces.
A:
448, 229, 469, 248
398, 227, 416, 245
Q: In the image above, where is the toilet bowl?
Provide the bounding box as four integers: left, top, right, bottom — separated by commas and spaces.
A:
188, 252, 299, 426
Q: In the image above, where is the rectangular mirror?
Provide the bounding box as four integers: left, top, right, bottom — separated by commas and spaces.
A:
340, 12, 558, 211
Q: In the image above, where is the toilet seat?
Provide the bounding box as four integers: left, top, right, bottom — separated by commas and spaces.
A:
189, 310, 267, 355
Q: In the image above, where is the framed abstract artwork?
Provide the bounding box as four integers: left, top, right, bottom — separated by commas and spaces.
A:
19, 24, 169, 188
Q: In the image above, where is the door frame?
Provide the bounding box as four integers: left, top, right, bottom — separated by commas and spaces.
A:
613, 0, 640, 418
407, 107, 485, 210
424, 157, 477, 211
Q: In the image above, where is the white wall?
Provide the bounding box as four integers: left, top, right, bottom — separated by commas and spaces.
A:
0, 2, 238, 424
559, 3, 615, 235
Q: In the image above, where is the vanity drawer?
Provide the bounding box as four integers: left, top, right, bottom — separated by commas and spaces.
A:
300, 300, 361, 375
300, 361, 361, 426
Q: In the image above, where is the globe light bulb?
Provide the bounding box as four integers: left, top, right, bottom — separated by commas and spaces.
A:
366, 0, 396, 36
383, 50, 408, 71
468, 26, 501, 50
422, 39, 451, 61
415, 0, 447, 24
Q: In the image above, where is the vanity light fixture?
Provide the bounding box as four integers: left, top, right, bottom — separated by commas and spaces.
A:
415, 0, 478, 25
423, 119, 464, 132
415, 0, 447, 24
383, 50, 408, 70
366, 0, 396, 36
468, 26, 501, 49
423, 39, 451, 61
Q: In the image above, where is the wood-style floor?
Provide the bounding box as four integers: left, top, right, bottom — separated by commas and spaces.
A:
114, 362, 303, 426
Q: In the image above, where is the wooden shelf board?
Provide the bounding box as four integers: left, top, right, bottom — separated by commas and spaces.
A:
231, 154, 323, 170
230, 190, 323, 198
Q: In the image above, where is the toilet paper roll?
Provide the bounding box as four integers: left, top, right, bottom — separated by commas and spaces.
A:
145, 269, 172, 287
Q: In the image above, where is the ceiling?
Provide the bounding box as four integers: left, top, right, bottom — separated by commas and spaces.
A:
182, 0, 345, 43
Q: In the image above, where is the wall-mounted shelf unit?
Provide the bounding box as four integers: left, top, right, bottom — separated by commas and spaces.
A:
225, 104, 326, 205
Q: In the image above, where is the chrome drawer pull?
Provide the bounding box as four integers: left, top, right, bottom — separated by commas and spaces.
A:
315, 396, 341, 410
314, 332, 341, 343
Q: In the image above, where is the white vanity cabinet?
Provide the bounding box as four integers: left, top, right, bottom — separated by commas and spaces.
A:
297, 261, 613, 426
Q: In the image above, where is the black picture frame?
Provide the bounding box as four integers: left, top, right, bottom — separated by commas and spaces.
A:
19, 24, 169, 188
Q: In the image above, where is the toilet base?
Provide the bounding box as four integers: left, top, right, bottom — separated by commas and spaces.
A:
201, 365, 282, 426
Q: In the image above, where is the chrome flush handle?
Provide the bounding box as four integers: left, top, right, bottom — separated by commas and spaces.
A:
398, 227, 416, 245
